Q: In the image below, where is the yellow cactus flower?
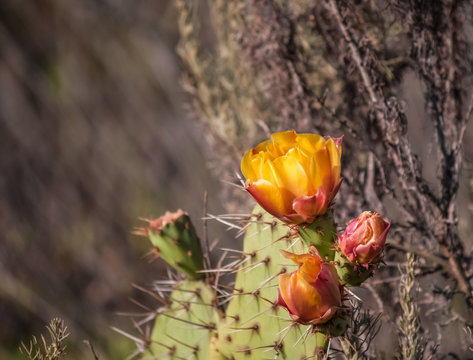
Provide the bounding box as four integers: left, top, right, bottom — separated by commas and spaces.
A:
241, 130, 342, 224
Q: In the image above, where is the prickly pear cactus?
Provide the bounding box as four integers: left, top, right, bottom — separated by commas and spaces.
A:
145, 280, 219, 359
210, 206, 332, 359
135, 128, 394, 359
144, 206, 341, 359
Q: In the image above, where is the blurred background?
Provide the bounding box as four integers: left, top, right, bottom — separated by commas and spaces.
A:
2, 0, 473, 359
0, 1, 228, 358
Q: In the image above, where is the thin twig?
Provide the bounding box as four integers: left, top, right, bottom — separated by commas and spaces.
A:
83, 340, 100, 360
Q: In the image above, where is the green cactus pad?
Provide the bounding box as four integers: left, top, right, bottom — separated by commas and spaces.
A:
148, 213, 205, 280
145, 280, 219, 359
211, 206, 329, 359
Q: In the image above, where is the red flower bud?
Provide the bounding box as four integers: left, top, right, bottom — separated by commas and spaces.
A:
339, 212, 390, 264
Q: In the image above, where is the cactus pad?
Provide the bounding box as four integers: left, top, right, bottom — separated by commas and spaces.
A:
146, 280, 219, 359
211, 206, 329, 359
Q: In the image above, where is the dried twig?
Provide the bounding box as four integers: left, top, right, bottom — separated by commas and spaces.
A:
397, 253, 429, 360
20, 318, 69, 360
319, 0, 473, 309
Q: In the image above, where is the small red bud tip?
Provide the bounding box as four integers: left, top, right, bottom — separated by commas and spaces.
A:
135, 209, 187, 236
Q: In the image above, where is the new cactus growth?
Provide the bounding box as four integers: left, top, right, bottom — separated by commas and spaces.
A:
136, 210, 205, 280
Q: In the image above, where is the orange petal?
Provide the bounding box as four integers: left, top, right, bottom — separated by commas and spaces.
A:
253, 138, 272, 153
280, 250, 317, 265
280, 250, 321, 283
288, 272, 323, 322
241, 149, 257, 182
271, 130, 297, 151
312, 265, 342, 320
290, 147, 311, 175
262, 159, 282, 187
325, 138, 341, 168
325, 138, 342, 186
292, 191, 327, 221
311, 147, 331, 193
278, 273, 292, 305
246, 179, 292, 218
272, 155, 309, 198
295, 134, 325, 154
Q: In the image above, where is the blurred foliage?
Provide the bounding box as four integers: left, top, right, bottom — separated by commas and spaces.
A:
0, 0, 223, 358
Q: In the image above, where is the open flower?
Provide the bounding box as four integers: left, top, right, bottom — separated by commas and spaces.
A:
339, 211, 391, 264
277, 247, 342, 324
241, 130, 342, 224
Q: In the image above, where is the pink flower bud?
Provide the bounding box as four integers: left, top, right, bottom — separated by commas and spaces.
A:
339, 212, 390, 264
277, 247, 342, 324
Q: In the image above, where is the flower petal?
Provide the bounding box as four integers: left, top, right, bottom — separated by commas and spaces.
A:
246, 179, 292, 218
354, 243, 378, 263
311, 147, 332, 193
241, 149, 257, 182
292, 187, 328, 222
280, 250, 322, 281
278, 273, 295, 314
338, 212, 391, 264
272, 155, 309, 198
287, 272, 323, 323
296, 134, 325, 154
272, 130, 297, 150
325, 138, 342, 187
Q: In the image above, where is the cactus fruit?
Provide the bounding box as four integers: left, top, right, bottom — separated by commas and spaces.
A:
334, 251, 373, 286
297, 212, 338, 261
